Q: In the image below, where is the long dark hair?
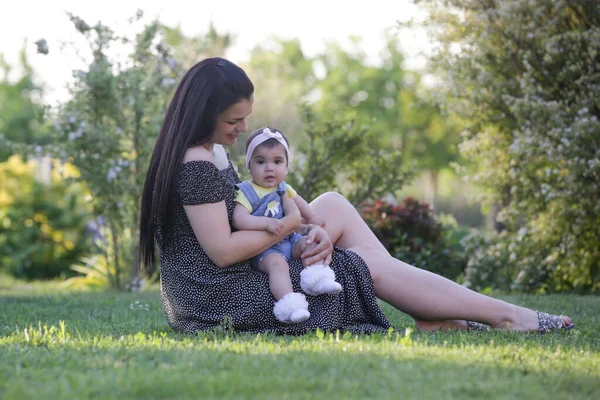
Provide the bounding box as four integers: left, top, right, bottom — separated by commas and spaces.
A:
139, 57, 254, 274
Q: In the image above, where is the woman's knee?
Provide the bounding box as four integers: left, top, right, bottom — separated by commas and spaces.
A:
312, 191, 352, 210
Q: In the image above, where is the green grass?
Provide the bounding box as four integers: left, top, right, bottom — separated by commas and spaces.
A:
1, 278, 599, 400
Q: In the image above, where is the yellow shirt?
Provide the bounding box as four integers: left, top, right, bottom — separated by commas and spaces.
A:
235, 181, 297, 212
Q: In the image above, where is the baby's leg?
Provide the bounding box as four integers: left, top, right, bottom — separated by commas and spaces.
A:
258, 253, 293, 300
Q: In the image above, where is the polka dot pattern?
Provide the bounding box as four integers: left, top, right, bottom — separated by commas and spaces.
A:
156, 159, 391, 334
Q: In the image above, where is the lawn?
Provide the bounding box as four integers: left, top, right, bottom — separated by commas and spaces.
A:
1, 278, 599, 400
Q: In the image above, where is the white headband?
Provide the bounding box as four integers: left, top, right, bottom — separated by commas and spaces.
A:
246, 128, 291, 168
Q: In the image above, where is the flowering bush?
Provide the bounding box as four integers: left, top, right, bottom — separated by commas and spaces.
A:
0, 12, 184, 288
418, 0, 600, 292
359, 197, 467, 280
0, 156, 92, 279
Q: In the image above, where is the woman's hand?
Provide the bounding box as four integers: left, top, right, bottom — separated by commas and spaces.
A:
300, 225, 333, 266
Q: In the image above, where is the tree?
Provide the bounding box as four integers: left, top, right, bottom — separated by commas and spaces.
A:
235, 39, 316, 166
286, 105, 413, 206
313, 35, 462, 204
0, 50, 48, 161
161, 22, 232, 69
1, 12, 184, 288
416, 0, 600, 292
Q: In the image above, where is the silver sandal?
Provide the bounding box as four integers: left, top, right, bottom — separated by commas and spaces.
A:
537, 311, 575, 334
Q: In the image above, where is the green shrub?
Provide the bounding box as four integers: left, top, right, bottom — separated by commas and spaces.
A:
419, 0, 600, 292
461, 226, 587, 294
0, 156, 93, 280
359, 197, 467, 280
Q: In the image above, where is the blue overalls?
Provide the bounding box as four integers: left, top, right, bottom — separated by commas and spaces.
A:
235, 181, 303, 268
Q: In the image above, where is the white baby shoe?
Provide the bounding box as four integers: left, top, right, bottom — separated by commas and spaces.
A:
300, 264, 343, 296
273, 292, 310, 324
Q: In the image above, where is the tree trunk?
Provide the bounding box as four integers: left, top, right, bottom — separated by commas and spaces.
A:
424, 169, 437, 209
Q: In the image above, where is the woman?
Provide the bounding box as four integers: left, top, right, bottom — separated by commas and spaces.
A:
139, 57, 573, 334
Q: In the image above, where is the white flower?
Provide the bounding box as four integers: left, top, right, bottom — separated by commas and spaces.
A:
106, 166, 120, 182
161, 77, 176, 87
35, 39, 48, 54
67, 130, 83, 141
264, 200, 280, 217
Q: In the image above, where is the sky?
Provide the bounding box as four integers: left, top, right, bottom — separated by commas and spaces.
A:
0, 0, 430, 104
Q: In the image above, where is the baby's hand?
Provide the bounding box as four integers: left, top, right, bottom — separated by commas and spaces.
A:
307, 215, 326, 228
266, 219, 284, 235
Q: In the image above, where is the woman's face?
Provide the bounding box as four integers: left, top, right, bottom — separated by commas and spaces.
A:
212, 96, 254, 146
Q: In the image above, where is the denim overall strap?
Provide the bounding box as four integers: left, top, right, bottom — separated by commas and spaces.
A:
235, 181, 262, 212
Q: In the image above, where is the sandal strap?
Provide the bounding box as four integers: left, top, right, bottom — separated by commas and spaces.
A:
467, 321, 490, 332
537, 311, 565, 334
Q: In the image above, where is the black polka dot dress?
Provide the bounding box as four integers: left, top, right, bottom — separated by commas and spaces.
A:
156, 159, 391, 335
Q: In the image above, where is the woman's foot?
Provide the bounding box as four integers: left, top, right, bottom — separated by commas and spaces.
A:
273, 292, 310, 324
490, 305, 573, 333
414, 319, 469, 331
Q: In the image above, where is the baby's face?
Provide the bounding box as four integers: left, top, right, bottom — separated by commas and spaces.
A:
248, 143, 288, 189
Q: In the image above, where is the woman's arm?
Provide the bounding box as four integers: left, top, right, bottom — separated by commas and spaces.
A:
185, 200, 300, 268
181, 147, 299, 267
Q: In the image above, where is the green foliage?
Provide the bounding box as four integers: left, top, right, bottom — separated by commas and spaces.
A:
418, 0, 600, 292
161, 21, 231, 68
282, 105, 414, 205
0, 156, 92, 280
313, 36, 462, 181
37, 13, 182, 288
0, 51, 49, 161
244, 36, 461, 207
61, 255, 116, 290
359, 197, 467, 280
238, 39, 315, 159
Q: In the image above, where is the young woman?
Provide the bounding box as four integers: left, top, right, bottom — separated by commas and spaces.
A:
139, 57, 573, 334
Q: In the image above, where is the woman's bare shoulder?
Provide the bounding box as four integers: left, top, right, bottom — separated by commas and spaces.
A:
183, 146, 214, 164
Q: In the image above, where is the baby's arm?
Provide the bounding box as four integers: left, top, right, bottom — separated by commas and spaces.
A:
293, 195, 325, 227
233, 203, 284, 235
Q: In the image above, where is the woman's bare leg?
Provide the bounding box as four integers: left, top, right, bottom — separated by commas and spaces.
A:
310, 192, 572, 331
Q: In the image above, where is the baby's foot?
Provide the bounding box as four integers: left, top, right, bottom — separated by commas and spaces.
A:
289, 308, 310, 323
300, 264, 343, 296
310, 279, 342, 295
273, 292, 310, 324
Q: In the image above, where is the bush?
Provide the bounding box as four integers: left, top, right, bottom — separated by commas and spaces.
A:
0, 156, 93, 280
359, 197, 467, 280
418, 0, 600, 292
461, 226, 585, 294
280, 105, 414, 206
0, 12, 183, 288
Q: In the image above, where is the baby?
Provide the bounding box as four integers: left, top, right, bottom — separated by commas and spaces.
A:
233, 127, 342, 324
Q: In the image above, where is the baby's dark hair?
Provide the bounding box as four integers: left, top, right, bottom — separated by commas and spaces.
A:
245, 126, 290, 154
